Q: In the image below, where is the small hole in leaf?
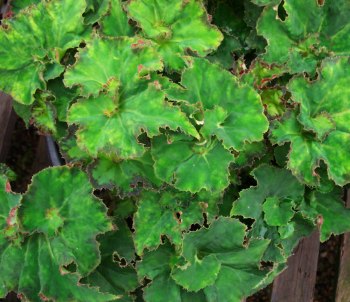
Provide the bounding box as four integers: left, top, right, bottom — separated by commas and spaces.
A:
63, 262, 77, 273
190, 223, 201, 231
277, 0, 288, 21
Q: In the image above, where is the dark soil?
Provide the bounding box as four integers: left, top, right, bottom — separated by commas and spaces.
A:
5, 118, 40, 193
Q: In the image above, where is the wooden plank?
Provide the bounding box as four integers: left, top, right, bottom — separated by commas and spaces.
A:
271, 230, 320, 302
335, 191, 350, 302
0, 92, 16, 161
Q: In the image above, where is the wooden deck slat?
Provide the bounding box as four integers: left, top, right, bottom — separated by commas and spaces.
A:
0, 92, 16, 162
271, 231, 320, 302
335, 191, 350, 302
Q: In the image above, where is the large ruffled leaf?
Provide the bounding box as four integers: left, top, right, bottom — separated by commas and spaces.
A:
0, 167, 116, 301
0, 237, 116, 302
231, 165, 306, 262
133, 191, 207, 255
301, 189, 350, 242
271, 58, 350, 186
18, 167, 112, 275
257, 0, 350, 73
152, 134, 234, 193
127, 0, 223, 69
0, 0, 88, 104
171, 217, 270, 300
68, 82, 198, 158
289, 57, 350, 140
64, 36, 163, 97
168, 58, 268, 151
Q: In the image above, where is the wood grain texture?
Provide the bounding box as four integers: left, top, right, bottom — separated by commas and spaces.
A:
271, 231, 320, 302
335, 191, 350, 302
0, 92, 16, 161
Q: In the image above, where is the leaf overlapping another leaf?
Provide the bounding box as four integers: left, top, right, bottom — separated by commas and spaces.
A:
127, 0, 223, 70
0, 167, 115, 301
68, 81, 198, 158
0, 0, 88, 104
171, 217, 270, 301
167, 58, 269, 151
257, 0, 350, 73
271, 57, 350, 186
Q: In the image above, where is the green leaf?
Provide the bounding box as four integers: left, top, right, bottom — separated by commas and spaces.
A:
289, 57, 350, 141
301, 189, 350, 242
168, 58, 268, 151
84, 0, 110, 24
0, 167, 116, 301
68, 82, 198, 158
231, 165, 305, 262
133, 191, 206, 255
0, 175, 20, 245
152, 134, 234, 193
207, 1, 248, 68
137, 242, 206, 302
137, 243, 182, 302
257, 0, 350, 73
9, 0, 40, 14
251, 0, 280, 6
31, 92, 57, 135
231, 164, 304, 221
127, 0, 223, 70
171, 217, 270, 300
263, 196, 294, 227
0, 0, 88, 104
271, 80, 350, 187
234, 141, 268, 168
18, 167, 112, 275
260, 89, 285, 117
90, 151, 162, 194
0, 236, 117, 302
83, 227, 139, 301
48, 77, 79, 122
64, 36, 163, 97
100, 0, 134, 37
241, 60, 285, 89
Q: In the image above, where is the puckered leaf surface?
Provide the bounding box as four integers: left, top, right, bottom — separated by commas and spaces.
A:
18, 167, 112, 275
272, 58, 350, 186
133, 191, 206, 255
127, 0, 223, 69
168, 58, 268, 151
64, 37, 163, 97
257, 0, 350, 73
152, 134, 234, 193
171, 217, 270, 300
0, 167, 116, 301
0, 0, 88, 104
68, 82, 198, 158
